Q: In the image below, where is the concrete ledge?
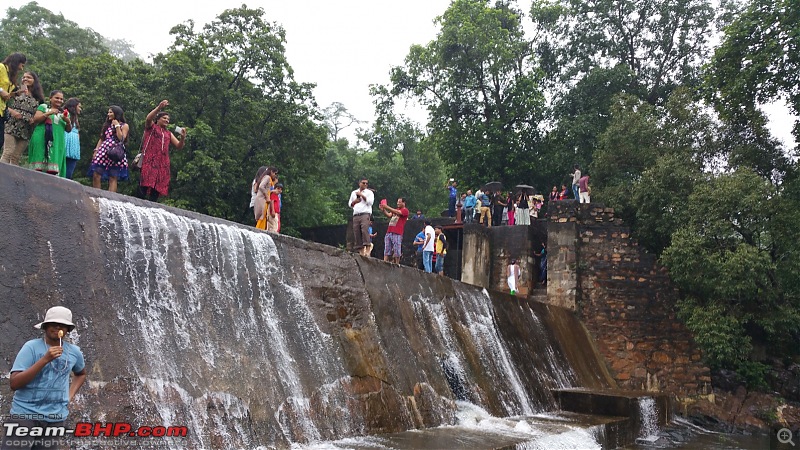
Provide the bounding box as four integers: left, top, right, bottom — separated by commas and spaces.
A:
553, 388, 673, 447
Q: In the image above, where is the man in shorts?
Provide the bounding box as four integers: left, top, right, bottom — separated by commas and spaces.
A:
379, 197, 409, 264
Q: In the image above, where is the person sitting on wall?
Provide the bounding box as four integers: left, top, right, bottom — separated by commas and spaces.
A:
558, 184, 569, 200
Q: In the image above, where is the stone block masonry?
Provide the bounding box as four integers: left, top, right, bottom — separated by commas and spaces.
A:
547, 200, 710, 398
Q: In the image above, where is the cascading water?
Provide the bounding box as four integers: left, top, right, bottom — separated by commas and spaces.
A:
637, 397, 660, 443
98, 199, 352, 447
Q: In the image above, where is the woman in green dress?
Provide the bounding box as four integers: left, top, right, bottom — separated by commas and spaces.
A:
28, 89, 72, 176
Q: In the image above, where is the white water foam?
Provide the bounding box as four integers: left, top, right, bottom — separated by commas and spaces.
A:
98, 199, 349, 445
638, 396, 660, 440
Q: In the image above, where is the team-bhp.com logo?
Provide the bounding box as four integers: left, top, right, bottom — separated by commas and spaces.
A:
4, 422, 188, 438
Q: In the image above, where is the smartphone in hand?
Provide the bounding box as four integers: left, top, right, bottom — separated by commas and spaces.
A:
380, 199, 387, 206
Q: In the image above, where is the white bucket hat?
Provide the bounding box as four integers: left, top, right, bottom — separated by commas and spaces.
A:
34, 306, 75, 331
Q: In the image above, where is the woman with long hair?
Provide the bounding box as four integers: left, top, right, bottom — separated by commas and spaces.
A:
515, 192, 530, 225
27, 89, 72, 176
506, 191, 516, 226
1, 71, 44, 165
253, 166, 275, 229
87, 105, 129, 192
250, 166, 268, 210
137, 100, 186, 202
63, 98, 82, 179
0, 53, 26, 150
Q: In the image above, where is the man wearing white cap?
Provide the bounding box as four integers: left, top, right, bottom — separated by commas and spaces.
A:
1, 306, 86, 449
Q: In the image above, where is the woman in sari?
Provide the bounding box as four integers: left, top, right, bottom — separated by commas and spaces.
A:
28, 90, 72, 176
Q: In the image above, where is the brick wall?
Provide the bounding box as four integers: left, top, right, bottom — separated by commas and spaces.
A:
547, 200, 711, 396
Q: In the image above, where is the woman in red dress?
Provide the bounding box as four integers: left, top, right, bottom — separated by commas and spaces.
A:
137, 100, 186, 202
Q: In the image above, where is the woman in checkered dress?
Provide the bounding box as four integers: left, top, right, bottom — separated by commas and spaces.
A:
87, 105, 129, 192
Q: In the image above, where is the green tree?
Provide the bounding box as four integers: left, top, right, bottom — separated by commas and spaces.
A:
592, 88, 718, 252
533, 0, 716, 104
0, 2, 107, 67
706, 0, 800, 146
358, 96, 448, 217
389, 0, 546, 189
156, 6, 328, 231
662, 169, 800, 384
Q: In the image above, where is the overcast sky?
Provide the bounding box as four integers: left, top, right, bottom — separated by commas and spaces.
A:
24, 0, 453, 141
13, 0, 797, 147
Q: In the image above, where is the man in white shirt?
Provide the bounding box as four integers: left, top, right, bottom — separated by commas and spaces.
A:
571, 164, 581, 200
348, 178, 374, 256
422, 220, 436, 273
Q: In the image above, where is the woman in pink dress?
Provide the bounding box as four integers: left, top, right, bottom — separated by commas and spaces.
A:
506, 192, 516, 225
137, 100, 186, 202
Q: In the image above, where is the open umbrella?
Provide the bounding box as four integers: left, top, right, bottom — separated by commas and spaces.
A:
515, 184, 535, 195
484, 181, 503, 192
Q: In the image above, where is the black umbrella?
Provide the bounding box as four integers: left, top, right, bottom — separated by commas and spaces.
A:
515, 184, 535, 195
484, 181, 503, 192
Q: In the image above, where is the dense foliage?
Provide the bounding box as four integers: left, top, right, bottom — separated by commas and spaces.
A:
0, 3, 445, 235
2, 0, 799, 386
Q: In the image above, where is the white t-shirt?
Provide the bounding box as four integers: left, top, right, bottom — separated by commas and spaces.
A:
349, 188, 374, 215
423, 226, 436, 252
572, 169, 581, 185
249, 179, 257, 208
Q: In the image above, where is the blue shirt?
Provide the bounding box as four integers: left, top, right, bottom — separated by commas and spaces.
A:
463, 194, 477, 208
449, 186, 457, 199
479, 194, 491, 207
414, 231, 426, 251
10, 338, 86, 422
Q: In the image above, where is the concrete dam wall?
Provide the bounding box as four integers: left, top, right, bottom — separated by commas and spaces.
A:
0, 164, 616, 448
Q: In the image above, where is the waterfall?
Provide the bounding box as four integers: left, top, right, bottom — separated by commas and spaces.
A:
98, 199, 351, 446
637, 396, 660, 442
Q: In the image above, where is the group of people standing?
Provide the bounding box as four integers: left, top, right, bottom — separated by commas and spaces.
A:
0, 53, 187, 203
460, 188, 543, 227
348, 177, 412, 263
251, 166, 284, 233
451, 166, 592, 227
413, 222, 448, 275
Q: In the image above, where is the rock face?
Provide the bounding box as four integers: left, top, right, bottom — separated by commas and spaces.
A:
0, 164, 615, 449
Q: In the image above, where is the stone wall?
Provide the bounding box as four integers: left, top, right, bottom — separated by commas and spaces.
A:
461, 223, 547, 297
547, 200, 711, 397
0, 163, 616, 448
